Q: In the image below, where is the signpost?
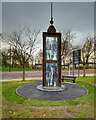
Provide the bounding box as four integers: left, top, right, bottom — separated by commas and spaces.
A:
73, 49, 81, 77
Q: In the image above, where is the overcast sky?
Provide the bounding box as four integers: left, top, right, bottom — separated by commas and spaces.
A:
1, 0, 95, 2
1, 2, 94, 50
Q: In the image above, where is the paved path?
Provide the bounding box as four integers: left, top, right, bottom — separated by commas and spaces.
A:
1, 70, 95, 81
17, 80, 87, 101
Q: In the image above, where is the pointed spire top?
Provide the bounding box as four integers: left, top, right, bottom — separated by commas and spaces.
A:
50, 2, 54, 25
47, 2, 56, 32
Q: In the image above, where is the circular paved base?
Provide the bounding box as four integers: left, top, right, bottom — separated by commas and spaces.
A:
16, 80, 88, 101
37, 85, 65, 92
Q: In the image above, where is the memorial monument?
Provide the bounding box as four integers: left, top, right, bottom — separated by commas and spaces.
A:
37, 3, 64, 91
16, 3, 87, 100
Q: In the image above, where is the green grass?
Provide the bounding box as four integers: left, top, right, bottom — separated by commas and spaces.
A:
2, 77, 95, 118
2, 78, 95, 107
76, 76, 96, 83
1, 67, 42, 72
1, 67, 95, 72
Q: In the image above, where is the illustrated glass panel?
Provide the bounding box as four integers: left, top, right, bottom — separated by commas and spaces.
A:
46, 63, 57, 87
46, 37, 57, 60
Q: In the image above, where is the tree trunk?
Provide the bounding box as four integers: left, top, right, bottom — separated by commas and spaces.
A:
86, 63, 89, 69
74, 64, 76, 69
23, 65, 25, 81
63, 59, 65, 70
31, 60, 33, 68
83, 64, 86, 77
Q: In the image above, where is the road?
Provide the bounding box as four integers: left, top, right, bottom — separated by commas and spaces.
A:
1, 70, 95, 81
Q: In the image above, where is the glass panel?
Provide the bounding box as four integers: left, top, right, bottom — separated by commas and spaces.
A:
46, 63, 57, 87
46, 37, 57, 60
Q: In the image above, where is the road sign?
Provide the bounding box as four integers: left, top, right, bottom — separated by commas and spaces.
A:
73, 49, 81, 65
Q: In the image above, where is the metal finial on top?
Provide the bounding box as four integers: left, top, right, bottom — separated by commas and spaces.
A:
50, 2, 54, 25
47, 2, 56, 32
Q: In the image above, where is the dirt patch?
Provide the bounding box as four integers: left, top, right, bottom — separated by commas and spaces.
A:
32, 106, 69, 110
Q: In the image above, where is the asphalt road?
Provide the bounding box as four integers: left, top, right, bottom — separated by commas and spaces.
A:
1, 70, 95, 81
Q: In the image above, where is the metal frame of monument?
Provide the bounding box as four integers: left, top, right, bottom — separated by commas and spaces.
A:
43, 32, 61, 88
37, 2, 64, 91
42, 2, 62, 89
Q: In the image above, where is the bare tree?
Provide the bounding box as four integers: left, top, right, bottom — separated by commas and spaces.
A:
35, 49, 43, 64
82, 34, 94, 76
0, 33, 2, 67
29, 55, 34, 68
2, 51, 9, 67
3, 27, 40, 80
10, 48, 19, 68
62, 29, 76, 69
94, 38, 96, 69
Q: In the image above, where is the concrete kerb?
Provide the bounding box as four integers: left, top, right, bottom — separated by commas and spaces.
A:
0, 77, 42, 82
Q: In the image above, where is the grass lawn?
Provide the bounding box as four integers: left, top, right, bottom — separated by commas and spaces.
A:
1, 77, 96, 118
77, 76, 96, 85
0, 67, 42, 72
1, 67, 95, 72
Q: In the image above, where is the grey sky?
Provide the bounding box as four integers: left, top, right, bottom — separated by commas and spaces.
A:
1, 0, 95, 2
0, 1, 2, 33
2, 2, 94, 49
